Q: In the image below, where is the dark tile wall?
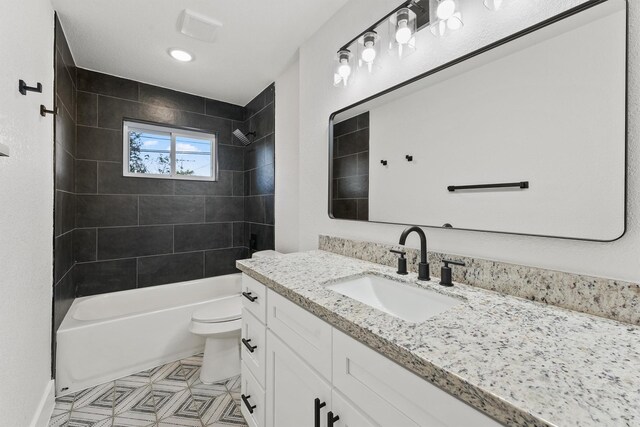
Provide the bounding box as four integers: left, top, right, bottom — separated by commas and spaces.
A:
53, 15, 77, 377
332, 112, 369, 220
53, 15, 77, 339
74, 69, 254, 296
239, 85, 276, 254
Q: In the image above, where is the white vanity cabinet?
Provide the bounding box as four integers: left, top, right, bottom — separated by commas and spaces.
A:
265, 330, 332, 427
240, 274, 503, 427
330, 390, 377, 427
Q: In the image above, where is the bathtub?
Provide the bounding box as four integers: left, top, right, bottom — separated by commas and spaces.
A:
56, 274, 241, 396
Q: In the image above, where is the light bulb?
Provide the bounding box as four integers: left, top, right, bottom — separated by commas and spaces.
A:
395, 21, 412, 44
168, 49, 193, 62
361, 45, 376, 63
447, 15, 463, 30
338, 61, 351, 79
484, 0, 504, 10
436, 0, 456, 20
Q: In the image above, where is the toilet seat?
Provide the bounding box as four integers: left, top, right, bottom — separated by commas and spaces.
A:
192, 295, 241, 323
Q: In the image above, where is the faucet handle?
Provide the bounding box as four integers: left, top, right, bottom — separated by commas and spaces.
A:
440, 259, 465, 287
390, 249, 408, 275
443, 259, 465, 268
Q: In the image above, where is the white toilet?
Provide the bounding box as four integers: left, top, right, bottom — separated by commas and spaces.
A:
189, 250, 281, 384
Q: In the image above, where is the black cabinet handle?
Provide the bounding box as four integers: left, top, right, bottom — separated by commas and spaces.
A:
241, 394, 256, 414
242, 291, 258, 302
242, 338, 257, 353
314, 398, 326, 427
328, 411, 340, 427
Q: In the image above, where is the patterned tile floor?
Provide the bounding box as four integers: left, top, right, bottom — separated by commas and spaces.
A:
48, 354, 248, 427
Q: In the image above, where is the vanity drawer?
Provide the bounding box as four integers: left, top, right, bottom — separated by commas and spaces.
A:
242, 274, 267, 323
332, 330, 502, 427
241, 308, 266, 388
267, 290, 332, 380
241, 361, 265, 427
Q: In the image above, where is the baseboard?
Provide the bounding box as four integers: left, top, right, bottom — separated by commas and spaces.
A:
30, 379, 55, 427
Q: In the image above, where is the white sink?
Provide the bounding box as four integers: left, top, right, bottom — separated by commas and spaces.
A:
327, 274, 461, 323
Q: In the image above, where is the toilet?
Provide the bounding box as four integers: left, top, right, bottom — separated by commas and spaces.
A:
189, 250, 281, 384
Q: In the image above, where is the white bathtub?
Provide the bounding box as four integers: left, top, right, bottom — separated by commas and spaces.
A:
56, 274, 241, 396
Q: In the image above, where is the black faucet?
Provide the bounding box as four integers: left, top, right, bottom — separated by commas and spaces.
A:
398, 226, 430, 281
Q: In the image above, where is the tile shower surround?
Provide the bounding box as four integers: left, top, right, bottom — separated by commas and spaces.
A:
240, 85, 276, 254
319, 235, 640, 325
66, 69, 275, 297
53, 16, 78, 358
331, 112, 369, 221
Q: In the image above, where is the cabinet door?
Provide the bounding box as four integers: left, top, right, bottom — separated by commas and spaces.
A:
241, 308, 266, 388
329, 390, 378, 427
242, 274, 267, 322
240, 362, 265, 427
267, 290, 332, 380
333, 330, 502, 427
266, 330, 332, 427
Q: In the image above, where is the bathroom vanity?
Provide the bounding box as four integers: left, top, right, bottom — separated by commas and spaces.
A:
237, 250, 640, 427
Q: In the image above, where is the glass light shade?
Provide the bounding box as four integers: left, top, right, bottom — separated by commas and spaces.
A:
429, 0, 463, 37
436, 0, 456, 19
388, 8, 417, 59
358, 31, 380, 73
484, 0, 507, 10
333, 49, 354, 87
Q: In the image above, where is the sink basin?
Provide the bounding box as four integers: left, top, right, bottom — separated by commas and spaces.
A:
327, 274, 461, 323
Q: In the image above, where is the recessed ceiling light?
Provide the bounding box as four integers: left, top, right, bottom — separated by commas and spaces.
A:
168, 49, 193, 62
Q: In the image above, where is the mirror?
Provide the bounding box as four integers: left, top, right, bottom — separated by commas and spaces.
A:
329, 0, 626, 241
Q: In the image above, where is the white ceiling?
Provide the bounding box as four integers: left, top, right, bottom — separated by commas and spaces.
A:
51, 0, 349, 105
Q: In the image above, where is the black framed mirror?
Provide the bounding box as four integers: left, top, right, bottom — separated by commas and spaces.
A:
329, 0, 627, 242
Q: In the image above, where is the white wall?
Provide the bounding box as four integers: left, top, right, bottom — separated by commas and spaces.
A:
0, 0, 55, 424
275, 58, 301, 253
277, 0, 640, 282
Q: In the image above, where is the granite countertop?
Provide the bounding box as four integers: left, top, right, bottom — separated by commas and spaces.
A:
237, 250, 640, 427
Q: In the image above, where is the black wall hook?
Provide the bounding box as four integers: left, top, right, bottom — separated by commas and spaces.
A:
19, 80, 42, 96
380, 160, 388, 166
40, 105, 57, 117
406, 155, 413, 161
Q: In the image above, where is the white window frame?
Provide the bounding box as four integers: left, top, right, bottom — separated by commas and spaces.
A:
123, 120, 218, 181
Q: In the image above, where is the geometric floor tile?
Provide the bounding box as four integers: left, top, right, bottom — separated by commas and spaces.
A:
49, 354, 247, 427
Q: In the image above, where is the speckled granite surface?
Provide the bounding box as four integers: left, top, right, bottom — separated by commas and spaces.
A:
237, 251, 640, 427
319, 235, 640, 325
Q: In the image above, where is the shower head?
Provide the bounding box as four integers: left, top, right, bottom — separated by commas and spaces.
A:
233, 129, 256, 146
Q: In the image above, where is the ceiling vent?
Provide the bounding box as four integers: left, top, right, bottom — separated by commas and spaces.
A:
179, 9, 222, 42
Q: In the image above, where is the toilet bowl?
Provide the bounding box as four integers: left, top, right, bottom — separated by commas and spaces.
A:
189, 295, 242, 384
189, 251, 282, 384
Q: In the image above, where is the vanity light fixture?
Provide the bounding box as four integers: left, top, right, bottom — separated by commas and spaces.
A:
429, 0, 463, 37
358, 31, 380, 73
331, 0, 442, 86
168, 48, 194, 62
334, 49, 354, 87
389, 7, 417, 58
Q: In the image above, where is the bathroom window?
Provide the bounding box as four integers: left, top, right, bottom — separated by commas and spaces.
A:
123, 121, 217, 181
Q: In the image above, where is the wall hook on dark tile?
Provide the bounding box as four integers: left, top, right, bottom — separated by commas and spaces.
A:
40, 104, 57, 117
19, 80, 42, 96
380, 160, 388, 166
405, 155, 413, 162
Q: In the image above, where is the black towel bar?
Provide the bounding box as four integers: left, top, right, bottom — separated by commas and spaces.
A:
448, 181, 529, 192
